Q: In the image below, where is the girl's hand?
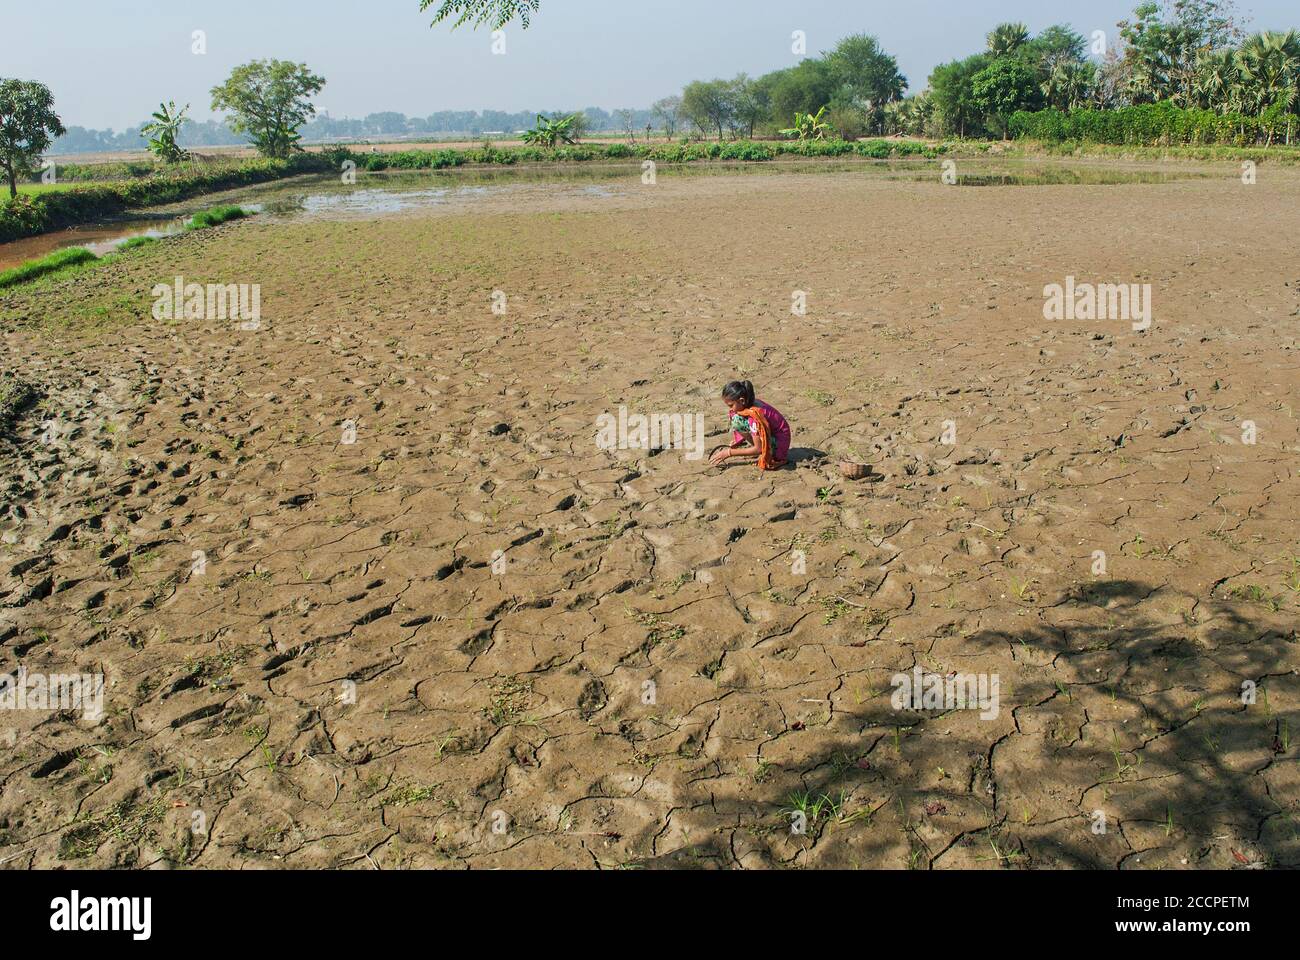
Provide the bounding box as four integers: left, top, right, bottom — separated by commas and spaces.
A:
709, 447, 730, 466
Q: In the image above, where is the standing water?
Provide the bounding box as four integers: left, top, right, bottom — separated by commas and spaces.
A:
0, 159, 1226, 272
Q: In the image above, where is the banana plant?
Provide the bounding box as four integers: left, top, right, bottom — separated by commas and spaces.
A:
521, 113, 582, 147
141, 101, 191, 163
779, 105, 834, 141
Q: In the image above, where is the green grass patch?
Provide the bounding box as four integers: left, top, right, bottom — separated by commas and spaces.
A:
58, 794, 170, 861
187, 204, 250, 230
46, 159, 172, 182
0, 246, 98, 289
15, 182, 84, 195
116, 235, 159, 250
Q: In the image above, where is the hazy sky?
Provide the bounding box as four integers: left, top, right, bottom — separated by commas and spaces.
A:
11, 0, 1296, 129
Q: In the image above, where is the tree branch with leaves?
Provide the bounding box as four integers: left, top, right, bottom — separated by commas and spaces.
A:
420, 0, 540, 30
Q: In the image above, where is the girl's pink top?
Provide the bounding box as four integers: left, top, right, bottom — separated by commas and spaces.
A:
731, 399, 791, 461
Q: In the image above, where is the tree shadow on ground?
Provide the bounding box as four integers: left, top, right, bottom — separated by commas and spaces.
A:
636, 579, 1297, 869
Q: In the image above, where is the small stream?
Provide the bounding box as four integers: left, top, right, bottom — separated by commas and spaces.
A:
0, 165, 654, 270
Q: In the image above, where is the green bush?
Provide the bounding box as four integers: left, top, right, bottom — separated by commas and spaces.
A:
0, 246, 98, 289
644, 143, 687, 163
719, 141, 774, 160
336, 138, 903, 171
854, 140, 893, 159
1009, 103, 1277, 146
0, 194, 46, 240
892, 140, 935, 156
43, 159, 163, 182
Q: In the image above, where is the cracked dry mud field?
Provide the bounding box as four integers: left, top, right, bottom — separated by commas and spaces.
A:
1, 165, 1297, 870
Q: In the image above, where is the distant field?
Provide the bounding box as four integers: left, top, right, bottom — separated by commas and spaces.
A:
49, 132, 663, 165
50, 134, 1300, 170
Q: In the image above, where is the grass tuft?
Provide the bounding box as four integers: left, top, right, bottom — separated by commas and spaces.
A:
116, 235, 159, 251
0, 246, 98, 289
187, 205, 250, 230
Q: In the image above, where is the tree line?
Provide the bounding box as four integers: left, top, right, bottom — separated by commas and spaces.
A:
416, 0, 1300, 145
5, 0, 1299, 192
916, 1, 1298, 142
51, 106, 663, 156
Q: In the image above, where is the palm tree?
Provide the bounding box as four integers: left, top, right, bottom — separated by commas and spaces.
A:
1043, 62, 1098, 111
884, 94, 933, 136
1237, 31, 1300, 143
1164, 24, 1206, 107
1194, 49, 1242, 111
1127, 39, 1174, 104
987, 22, 1030, 59
1238, 30, 1300, 108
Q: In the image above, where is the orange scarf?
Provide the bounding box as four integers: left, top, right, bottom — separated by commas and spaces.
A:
739, 406, 786, 471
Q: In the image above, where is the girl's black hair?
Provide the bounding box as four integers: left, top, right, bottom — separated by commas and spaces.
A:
721, 380, 755, 408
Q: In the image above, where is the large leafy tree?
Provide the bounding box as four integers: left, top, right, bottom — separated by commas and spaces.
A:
1023, 25, 1088, 81
210, 60, 326, 159
651, 96, 682, 138
971, 58, 1043, 138
1118, 4, 1176, 104
1118, 0, 1246, 106
0, 78, 65, 198
420, 0, 539, 30
727, 75, 768, 139
681, 79, 735, 141
929, 54, 993, 137
765, 59, 837, 130
825, 34, 907, 105
1169, 0, 1246, 95
824, 34, 907, 135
